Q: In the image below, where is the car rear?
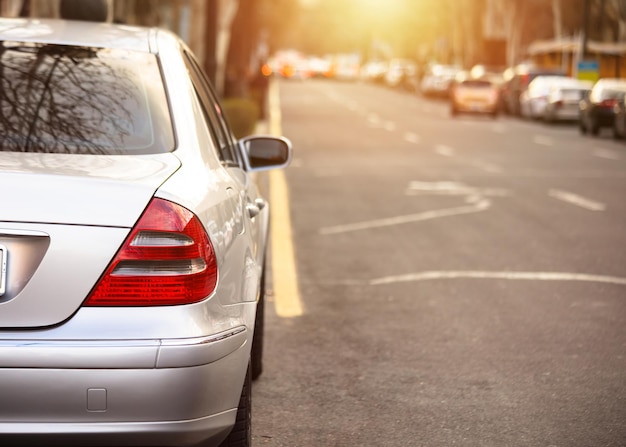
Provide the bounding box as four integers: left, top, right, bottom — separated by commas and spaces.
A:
0, 19, 253, 447
451, 79, 499, 117
593, 87, 626, 128
546, 86, 590, 122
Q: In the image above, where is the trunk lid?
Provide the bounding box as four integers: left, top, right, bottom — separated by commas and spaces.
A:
0, 152, 181, 328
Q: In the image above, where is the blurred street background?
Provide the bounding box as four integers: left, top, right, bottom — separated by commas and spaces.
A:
3, 1, 626, 446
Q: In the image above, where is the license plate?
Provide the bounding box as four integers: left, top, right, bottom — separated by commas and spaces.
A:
0, 245, 6, 296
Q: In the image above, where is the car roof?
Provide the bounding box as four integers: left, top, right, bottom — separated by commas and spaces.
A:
0, 17, 154, 53
595, 78, 626, 86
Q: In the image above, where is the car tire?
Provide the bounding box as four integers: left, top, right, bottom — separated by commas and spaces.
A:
250, 272, 265, 381
613, 124, 622, 140
451, 107, 458, 117
219, 362, 252, 447
590, 120, 600, 136
579, 119, 587, 134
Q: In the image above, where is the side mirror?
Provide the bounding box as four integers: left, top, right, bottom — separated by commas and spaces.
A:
240, 135, 292, 172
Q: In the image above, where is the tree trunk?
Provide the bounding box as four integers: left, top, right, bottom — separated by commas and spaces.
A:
552, 0, 563, 38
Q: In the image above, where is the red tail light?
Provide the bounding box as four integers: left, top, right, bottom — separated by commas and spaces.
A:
600, 99, 618, 108
85, 198, 218, 306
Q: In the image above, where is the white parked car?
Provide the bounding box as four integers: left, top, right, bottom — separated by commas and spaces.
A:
519, 75, 573, 119
420, 64, 461, 97
543, 79, 593, 123
0, 17, 292, 447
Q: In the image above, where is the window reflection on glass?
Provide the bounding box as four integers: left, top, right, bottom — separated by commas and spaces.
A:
0, 42, 174, 154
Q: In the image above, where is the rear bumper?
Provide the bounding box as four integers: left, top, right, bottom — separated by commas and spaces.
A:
547, 103, 580, 121
0, 328, 249, 446
0, 410, 236, 447
453, 99, 498, 114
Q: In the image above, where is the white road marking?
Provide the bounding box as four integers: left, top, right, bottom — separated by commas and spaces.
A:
370, 271, 626, 286
433, 145, 503, 173
367, 113, 380, 125
435, 145, 455, 156
404, 132, 421, 144
405, 181, 509, 197
384, 121, 397, 131
593, 148, 620, 160
549, 189, 606, 211
533, 135, 554, 146
319, 199, 491, 235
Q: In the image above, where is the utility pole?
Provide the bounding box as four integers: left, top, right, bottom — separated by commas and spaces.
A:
581, 0, 591, 60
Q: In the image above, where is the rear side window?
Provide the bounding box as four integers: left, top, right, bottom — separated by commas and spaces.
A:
601, 88, 626, 100
0, 42, 174, 154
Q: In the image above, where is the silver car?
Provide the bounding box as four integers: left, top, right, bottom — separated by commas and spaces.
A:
0, 17, 291, 447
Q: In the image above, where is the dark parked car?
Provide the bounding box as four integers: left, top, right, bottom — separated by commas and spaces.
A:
611, 92, 626, 139
500, 64, 566, 116
579, 78, 626, 136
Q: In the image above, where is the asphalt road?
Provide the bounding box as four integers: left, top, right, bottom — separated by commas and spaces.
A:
252, 78, 626, 447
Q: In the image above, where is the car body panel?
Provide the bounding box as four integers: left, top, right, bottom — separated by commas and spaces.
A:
450, 78, 499, 116
501, 65, 566, 115
544, 82, 592, 122
0, 17, 291, 447
520, 76, 586, 120
421, 64, 460, 97
0, 153, 180, 227
579, 78, 626, 134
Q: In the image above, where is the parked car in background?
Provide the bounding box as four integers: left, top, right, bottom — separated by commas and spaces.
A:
450, 75, 500, 118
611, 92, 626, 139
500, 64, 566, 116
330, 53, 361, 81
543, 79, 593, 123
579, 78, 626, 136
420, 64, 461, 98
519, 75, 571, 119
0, 17, 292, 447
360, 59, 388, 83
384, 58, 419, 91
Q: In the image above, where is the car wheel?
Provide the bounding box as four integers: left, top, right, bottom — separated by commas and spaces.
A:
219, 362, 252, 447
613, 123, 622, 140
451, 107, 458, 117
251, 272, 265, 381
579, 119, 587, 134
590, 120, 600, 136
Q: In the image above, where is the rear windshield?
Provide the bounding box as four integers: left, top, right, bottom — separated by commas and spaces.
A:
0, 42, 174, 154
601, 89, 626, 100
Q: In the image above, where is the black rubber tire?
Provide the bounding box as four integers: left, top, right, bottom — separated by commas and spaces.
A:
219, 362, 252, 447
613, 124, 622, 140
250, 277, 265, 381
